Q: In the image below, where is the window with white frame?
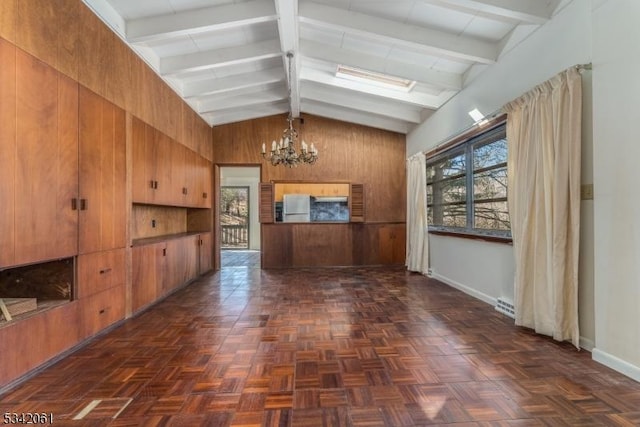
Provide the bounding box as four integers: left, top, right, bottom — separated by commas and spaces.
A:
426, 123, 510, 238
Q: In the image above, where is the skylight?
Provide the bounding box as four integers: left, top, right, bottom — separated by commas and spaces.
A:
336, 65, 416, 92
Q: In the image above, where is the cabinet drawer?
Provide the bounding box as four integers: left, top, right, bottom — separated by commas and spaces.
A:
77, 248, 125, 298
80, 284, 125, 339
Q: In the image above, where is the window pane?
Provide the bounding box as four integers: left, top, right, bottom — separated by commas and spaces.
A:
425, 122, 510, 237
441, 153, 465, 178
440, 177, 466, 204
473, 167, 507, 200
474, 138, 507, 169
474, 200, 510, 230
430, 168, 466, 226
443, 204, 467, 227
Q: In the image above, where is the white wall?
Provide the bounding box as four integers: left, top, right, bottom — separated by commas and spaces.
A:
220, 166, 261, 251
407, 0, 591, 157
591, 0, 640, 381
429, 235, 515, 306
407, 0, 598, 351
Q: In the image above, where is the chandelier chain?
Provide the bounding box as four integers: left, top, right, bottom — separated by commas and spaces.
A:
261, 51, 318, 167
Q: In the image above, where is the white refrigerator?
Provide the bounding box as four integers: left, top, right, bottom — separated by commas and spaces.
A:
283, 194, 310, 222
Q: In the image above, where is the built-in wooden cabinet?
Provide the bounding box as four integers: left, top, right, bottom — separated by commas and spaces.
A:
132, 120, 173, 205
163, 238, 183, 295
0, 23, 214, 391
131, 233, 205, 313
0, 39, 16, 268
198, 232, 213, 274
79, 284, 125, 340
169, 138, 186, 204
166, 235, 198, 292
131, 242, 164, 313
0, 45, 129, 388
132, 117, 156, 203
184, 150, 212, 208
0, 44, 126, 269
132, 117, 212, 208
261, 222, 406, 268
129, 116, 212, 316
77, 248, 126, 299
0, 43, 80, 268
0, 302, 80, 387
78, 87, 126, 255
378, 224, 406, 265
197, 155, 212, 208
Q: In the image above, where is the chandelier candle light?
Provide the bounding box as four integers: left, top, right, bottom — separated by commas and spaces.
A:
261, 115, 318, 167
261, 52, 318, 167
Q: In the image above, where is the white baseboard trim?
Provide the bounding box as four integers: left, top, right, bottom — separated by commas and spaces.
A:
430, 272, 497, 307
592, 348, 640, 382
430, 272, 597, 354
579, 337, 595, 352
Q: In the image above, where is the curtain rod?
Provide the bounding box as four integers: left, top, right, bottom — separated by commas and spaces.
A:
421, 62, 592, 158
422, 109, 506, 158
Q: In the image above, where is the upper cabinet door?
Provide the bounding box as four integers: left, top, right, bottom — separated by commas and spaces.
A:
14, 48, 79, 265
153, 129, 174, 205
0, 39, 16, 268
190, 152, 211, 208
131, 116, 152, 204
200, 155, 212, 209
168, 138, 186, 204
183, 147, 198, 207
78, 87, 126, 254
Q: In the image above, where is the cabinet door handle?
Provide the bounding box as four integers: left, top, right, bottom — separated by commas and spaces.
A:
162, 248, 166, 256
71, 198, 78, 210
150, 180, 155, 189
202, 192, 207, 199
155, 181, 159, 189
182, 187, 188, 195
80, 199, 87, 210
99, 268, 112, 275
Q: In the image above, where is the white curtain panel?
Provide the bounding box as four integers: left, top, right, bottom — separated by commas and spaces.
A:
505, 67, 582, 348
406, 152, 429, 274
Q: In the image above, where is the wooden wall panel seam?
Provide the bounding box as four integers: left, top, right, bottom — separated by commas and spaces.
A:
7, 1, 213, 160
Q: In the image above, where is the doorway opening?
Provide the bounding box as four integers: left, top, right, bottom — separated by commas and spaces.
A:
220, 186, 249, 250
218, 166, 261, 269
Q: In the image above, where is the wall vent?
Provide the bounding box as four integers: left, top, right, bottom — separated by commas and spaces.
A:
495, 297, 515, 319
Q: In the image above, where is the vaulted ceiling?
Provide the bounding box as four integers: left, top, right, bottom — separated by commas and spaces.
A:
83, 0, 562, 134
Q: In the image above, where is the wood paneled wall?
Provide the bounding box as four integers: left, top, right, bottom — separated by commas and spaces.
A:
0, 0, 212, 160
212, 114, 406, 223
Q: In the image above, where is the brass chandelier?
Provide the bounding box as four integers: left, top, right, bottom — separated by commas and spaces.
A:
261, 52, 318, 167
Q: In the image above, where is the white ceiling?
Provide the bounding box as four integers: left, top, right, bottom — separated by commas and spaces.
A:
83, 0, 562, 134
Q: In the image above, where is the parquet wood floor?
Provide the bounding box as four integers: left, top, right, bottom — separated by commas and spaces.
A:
1, 267, 639, 426
221, 250, 261, 268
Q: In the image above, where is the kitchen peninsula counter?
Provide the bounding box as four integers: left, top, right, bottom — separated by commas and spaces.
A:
261, 222, 405, 268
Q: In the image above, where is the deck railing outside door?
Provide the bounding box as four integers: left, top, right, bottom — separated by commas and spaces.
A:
221, 223, 249, 249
